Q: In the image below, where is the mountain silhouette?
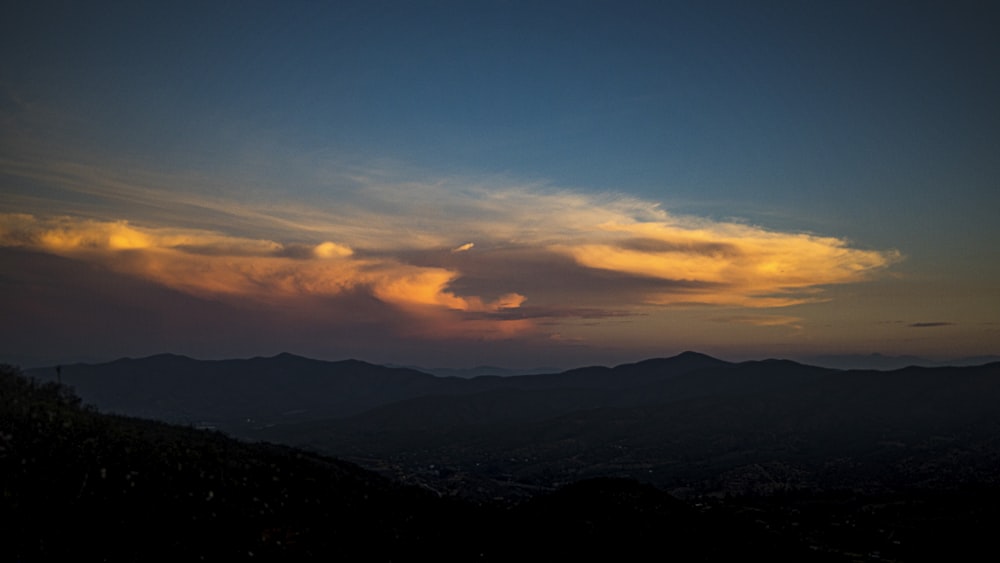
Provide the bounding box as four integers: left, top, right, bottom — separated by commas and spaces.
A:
4, 363, 823, 561
15, 354, 1000, 560
25, 350, 734, 433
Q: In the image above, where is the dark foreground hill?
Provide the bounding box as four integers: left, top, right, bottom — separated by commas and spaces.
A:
2, 364, 474, 560
2, 364, 813, 561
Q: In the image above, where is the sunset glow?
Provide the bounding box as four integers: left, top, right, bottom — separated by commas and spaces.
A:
2, 1, 997, 367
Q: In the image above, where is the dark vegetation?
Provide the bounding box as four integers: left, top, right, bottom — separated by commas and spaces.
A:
1, 363, 808, 561
1, 364, 482, 560
12, 353, 1000, 560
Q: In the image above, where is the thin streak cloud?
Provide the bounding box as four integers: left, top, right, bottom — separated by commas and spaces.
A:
713, 315, 803, 329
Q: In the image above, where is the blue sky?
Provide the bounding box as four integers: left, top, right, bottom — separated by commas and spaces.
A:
2, 1, 998, 367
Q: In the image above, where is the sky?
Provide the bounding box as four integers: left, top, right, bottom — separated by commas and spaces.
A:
2, 1, 998, 368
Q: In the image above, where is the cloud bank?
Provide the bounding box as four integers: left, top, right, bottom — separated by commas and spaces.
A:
0, 183, 899, 337
0, 214, 524, 334
0, 159, 901, 345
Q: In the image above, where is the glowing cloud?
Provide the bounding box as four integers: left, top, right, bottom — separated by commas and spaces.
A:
313, 241, 354, 258
554, 220, 899, 307
0, 160, 902, 345
0, 214, 530, 339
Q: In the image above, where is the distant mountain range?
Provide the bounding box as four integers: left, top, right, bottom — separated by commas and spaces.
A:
15, 349, 998, 372
26, 351, 1000, 500
7, 363, 802, 561
386, 363, 564, 378
13, 353, 1000, 560
31, 352, 457, 428
796, 352, 1000, 370
26, 351, 741, 432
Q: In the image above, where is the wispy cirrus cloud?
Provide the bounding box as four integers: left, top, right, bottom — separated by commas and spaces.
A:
713, 315, 803, 328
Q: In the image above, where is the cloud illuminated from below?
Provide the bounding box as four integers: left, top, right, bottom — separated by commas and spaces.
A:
0, 214, 529, 340
0, 175, 900, 342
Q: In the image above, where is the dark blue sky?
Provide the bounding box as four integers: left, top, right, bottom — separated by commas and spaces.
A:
2, 1, 998, 367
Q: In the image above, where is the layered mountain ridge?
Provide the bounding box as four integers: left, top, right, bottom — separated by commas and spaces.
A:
25, 352, 1000, 498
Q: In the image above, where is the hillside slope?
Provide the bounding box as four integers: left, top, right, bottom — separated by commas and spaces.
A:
2, 364, 805, 561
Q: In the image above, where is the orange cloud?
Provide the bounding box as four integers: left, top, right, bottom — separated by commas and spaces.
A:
552, 220, 900, 307
1, 166, 901, 343
0, 214, 531, 340
313, 241, 353, 258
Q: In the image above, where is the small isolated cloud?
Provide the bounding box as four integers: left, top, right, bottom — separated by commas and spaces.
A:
313, 241, 354, 259
909, 322, 955, 328
451, 242, 474, 253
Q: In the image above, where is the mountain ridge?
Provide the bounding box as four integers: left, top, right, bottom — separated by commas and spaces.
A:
9, 363, 811, 561
27, 352, 1000, 436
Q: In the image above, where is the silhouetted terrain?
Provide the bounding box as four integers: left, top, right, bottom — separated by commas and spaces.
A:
798, 353, 1000, 371
3, 364, 480, 560
28, 353, 478, 429
17, 353, 1000, 560
271, 358, 1000, 500
24, 351, 732, 433
31, 353, 1000, 495
2, 364, 812, 561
